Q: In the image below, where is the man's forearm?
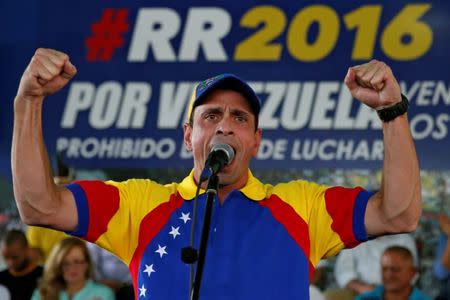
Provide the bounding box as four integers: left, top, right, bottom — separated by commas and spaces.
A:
12, 97, 59, 225
379, 113, 421, 232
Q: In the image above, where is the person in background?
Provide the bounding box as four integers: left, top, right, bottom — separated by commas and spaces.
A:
31, 237, 114, 300
356, 246, 431, 300
433, 213, 450, 300
0, 229, 43, 300
326, 233, 418, 300
88, 242, 134, 300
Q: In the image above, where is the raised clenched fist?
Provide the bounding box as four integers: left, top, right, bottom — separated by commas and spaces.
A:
345, 59, 402, 110
16, 48, 77, 101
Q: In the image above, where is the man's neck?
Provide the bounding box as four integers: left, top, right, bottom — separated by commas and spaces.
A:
193, 167, 249, 204
9, 260, 37, 277
384, 286, 413, 300
216, 185, 237, 204
199, 175, 248, 205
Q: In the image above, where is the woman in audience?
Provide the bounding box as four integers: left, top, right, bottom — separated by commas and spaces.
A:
31, 237, 114, 300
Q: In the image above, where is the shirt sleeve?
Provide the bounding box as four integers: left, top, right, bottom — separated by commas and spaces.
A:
309, 184, 373, 262
271, 181, 373, 265
322, 187, 373, 248
65, 178, 175, 264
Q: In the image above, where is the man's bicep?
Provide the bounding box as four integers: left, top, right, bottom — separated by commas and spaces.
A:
50, 186, 78, 232
363, 192, 387, 237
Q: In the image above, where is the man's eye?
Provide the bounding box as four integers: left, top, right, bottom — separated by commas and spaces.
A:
236, 116, 247, 122
206, 114, 217, 120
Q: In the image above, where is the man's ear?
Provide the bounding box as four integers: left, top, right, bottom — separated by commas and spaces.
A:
252, 128, 262, 156
183, 123, 193, 151
410, 271, 419, 285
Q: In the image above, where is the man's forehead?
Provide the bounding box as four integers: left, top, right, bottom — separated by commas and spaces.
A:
382, 253, 413, 264
196, 89, 253, 111
2, 243, 25, 253
4, 241, 25, 248
188, 75, 261, 123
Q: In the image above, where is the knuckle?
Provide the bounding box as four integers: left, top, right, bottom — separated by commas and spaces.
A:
385, 65, 392, 73
35, 48, 44, 55
60, 53, 69, 61
54, 58, 65, 68
362, 74, 371, 82
355, 69, 364, 77
29, 56, 41, 69
370, 78, 380, 86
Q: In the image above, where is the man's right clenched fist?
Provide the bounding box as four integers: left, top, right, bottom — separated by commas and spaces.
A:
16, 48, 77, 101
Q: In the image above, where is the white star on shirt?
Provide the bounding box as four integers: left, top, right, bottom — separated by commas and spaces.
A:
169, 226, 181, 239
139, 284, 147, 297
155, 244, 168, 258
179, 212, 191, 224
143, 264, 155, 277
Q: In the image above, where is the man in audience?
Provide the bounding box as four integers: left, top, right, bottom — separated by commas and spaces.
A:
0, 229, 43, 300
326, 233, 418, 300
356, 246, 430, 300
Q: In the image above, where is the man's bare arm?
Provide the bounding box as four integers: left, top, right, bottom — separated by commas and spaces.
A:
12, 48, 78, 231
345, 60, 421, 236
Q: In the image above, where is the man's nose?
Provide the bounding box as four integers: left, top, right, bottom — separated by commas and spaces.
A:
216, 116, 234, 136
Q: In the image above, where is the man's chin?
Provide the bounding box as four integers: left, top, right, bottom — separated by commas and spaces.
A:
217, 173, 234, 186
383, 285, 402, 293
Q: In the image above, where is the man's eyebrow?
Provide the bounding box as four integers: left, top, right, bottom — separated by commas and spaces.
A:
230, 108, 250, 116
202, 107, 224, 114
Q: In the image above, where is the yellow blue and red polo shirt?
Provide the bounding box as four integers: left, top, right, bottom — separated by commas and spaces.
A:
67, 170, 372, 299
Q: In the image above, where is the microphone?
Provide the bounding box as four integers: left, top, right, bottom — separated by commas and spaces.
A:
200, 144, 235, 181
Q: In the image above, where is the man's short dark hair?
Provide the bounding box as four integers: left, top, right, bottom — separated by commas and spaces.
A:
383, 245, 413, 261
3, 229, 28, 247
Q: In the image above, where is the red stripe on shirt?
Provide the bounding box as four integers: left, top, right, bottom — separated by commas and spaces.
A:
75, 180, 121, 243
129, 193, 184, 296
259, 195, 314, 280
325, 186, 363, 248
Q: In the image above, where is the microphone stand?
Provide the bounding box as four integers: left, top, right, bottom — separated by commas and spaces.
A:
190, 173, 218, 300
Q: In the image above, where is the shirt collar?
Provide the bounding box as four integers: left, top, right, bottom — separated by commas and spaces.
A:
177, 169, 267, 201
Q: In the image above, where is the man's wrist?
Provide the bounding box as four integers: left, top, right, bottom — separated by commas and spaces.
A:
376, 94, 409, 122
14, 94, 44, 109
